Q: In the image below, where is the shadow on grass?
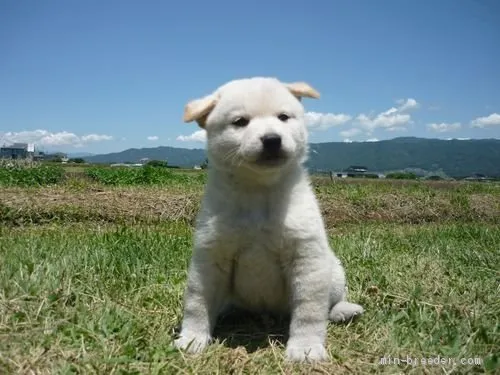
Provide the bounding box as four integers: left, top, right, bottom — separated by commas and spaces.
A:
173, 307, 290, 353
174, 307, 366, 353
213, 308, 289, 352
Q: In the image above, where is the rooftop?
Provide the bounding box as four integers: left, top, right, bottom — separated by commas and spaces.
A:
2, 143, 28, 149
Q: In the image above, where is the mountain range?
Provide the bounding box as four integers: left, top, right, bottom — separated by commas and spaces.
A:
84, 137, 500, 177
67, 152, 95, 158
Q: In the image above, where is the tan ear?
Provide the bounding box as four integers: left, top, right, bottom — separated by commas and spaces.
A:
285, 82, 320, 99
183, 95, 217, 128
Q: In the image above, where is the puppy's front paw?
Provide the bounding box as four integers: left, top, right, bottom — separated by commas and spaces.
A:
173, 332, 211, 354
285, 340, 329, 363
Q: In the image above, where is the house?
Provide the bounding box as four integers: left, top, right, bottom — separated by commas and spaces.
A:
344, 165, 368, 177
0, 143, 33, 160
333, 165, 384, 179
33, 151, 45, 161
111, 163, 143, 168
44, 152, 68, 162
345, 165, 368, 173
464, 174, 489, 182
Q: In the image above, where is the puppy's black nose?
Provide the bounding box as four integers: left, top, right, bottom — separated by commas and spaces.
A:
261, 133, 282, 153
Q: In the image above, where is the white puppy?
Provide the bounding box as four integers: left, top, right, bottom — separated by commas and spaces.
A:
174, 77, 363, 363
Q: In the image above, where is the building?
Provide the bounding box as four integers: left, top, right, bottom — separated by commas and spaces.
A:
44, 152, 68, 162
33, 151, 45, 161
464, 174, 489, 182
335, 165, 368, 178
0, 143, 34, 160
334, 165, 384, 179
345, 165, 368, 174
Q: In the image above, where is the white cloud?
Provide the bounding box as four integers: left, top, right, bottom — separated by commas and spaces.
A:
339, 128, 362, 138
81, 134, 113, 142
147, 136, 159, 141
427, 122, 461, 133
176, 129, 207, 143
354, 98, 419, 134
365, 138, 379, 142
470, 113, 500, 128
385, 126, 407, 132
304, 111, 351, 130
396, 98, 420, 112
356, 111, 411, 132
0, 129, 113, 148
343, 138, 353, 143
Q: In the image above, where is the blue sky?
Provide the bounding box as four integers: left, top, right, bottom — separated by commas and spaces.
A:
1, 0, 499, 154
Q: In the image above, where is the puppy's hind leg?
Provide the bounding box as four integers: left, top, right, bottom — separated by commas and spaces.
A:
329, 299, 364, 323
328, 256, 364, 323
174, 248, 230, 354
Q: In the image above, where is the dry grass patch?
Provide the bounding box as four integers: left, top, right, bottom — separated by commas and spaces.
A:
2, 179, 499, 227
1, 186, 202, 225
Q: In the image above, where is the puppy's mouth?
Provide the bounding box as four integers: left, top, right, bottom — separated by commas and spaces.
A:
254, 150, 288, 168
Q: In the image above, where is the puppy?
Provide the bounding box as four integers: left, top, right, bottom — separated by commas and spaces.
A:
174, 77, 363, 363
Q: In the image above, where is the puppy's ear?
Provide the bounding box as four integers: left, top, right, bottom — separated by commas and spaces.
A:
183, 95, 217, 128
285, 82, 320, 100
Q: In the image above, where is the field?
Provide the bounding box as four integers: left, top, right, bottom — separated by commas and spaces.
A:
1, 163, 499, 374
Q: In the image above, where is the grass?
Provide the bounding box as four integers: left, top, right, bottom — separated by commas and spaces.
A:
0, 164, 499, 374
1, 174, 499, 227
0, 160, 65, 187
85, 166, 206, 186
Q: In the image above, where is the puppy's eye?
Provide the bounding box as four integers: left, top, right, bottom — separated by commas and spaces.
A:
231, 117, 250, 127
278, 113, 290, 122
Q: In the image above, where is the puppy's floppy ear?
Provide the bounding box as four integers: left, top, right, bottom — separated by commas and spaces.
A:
285, 82, 321, 100
183, 94, 217, 128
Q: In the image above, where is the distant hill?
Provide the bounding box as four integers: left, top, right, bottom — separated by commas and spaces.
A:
67, 152, 95, 158
85, 146, 206, 167
84, 137, 500, 177
306, 137, 500, 177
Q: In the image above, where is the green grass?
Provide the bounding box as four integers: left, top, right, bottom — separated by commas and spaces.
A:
0, 222, 498, 374
85, 166, 206, 186
0, 168, 499, 373
0, 163, 65, 187
0, 162, 207, 188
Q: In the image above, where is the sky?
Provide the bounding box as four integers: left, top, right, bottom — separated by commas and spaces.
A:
1, 0, 499, 154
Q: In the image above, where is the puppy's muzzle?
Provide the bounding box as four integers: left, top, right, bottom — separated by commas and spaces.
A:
258, 133, 287, 166
261, 133, 282, 154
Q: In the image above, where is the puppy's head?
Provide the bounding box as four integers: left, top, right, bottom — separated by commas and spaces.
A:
183, 77, 319, 176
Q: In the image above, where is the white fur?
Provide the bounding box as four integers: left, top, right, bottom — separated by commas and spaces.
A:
174, 77, 363, 363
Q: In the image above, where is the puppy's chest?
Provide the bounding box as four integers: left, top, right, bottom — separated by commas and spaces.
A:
203, 202, 289, 267
225, 205, 286, 252
223, 207, 291, 310
201, 194, 300, 271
